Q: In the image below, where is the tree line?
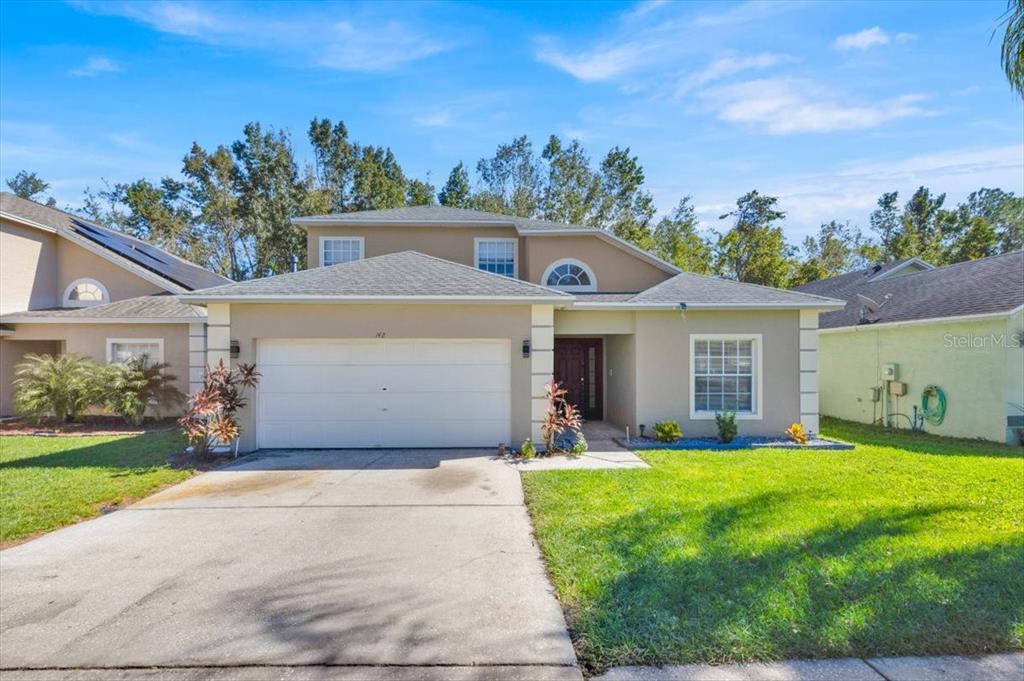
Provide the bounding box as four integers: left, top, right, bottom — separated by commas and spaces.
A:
6, 118, 1022, 288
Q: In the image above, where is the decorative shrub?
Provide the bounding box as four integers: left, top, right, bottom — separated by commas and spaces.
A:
520, 438, 537, 459
715, 411, 738, 443
653, 420, 682, 442
785, 422, 809, 445
179, 361, 259, 459
571, 430, 588, 454
101, 356, 186, 426
13, 353, 101, 425
541, 379, 583, 453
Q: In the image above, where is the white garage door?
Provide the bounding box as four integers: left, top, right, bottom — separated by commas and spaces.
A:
256, 339, 511, 449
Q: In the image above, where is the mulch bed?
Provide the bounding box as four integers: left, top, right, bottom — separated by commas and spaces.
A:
0, 416, 180, 437
618, 435, 855, 451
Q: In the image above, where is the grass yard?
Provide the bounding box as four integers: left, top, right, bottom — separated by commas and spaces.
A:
0, 432, 192, 545
522, 417, 1024, 672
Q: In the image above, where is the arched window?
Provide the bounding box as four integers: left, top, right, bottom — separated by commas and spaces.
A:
543, 259, 597, 292
63, 278, 109, 307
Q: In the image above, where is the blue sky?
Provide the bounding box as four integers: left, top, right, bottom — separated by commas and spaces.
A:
1, 0, 1021, 241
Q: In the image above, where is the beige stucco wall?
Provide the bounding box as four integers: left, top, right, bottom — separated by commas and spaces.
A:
818, 316, 1016, 442
524, 235, 671, 292
633, 309, 802, 437
0, 339, 61, 415
57, 237, 165, 302
226, 303, 535, 452
1, 219, 59, 313
1, 324, 191, 417
304, 225, 520, 269
303, 225, 673, 293
605, 334, 637, 430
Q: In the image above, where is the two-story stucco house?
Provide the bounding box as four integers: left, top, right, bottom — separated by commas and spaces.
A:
0, 193, 230, 415
176, 205, 843, 452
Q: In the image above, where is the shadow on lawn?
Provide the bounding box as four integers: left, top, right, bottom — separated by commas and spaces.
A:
0, 433, 183, 474
571, 492, 1024, 671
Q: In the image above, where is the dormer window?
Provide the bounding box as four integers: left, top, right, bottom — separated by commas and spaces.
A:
543, 259, 597, 292
63, 278, 109, 307
320, 237, 364, 267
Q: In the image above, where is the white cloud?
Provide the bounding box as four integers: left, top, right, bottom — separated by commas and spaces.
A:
414, 110, 453, 128
534, 0, 802, 82
71, 1, 450, 71
69, 56, 122, 77
702, 78, 933, 134
684, 145, 1024, 239
833, 26, 913, 51
676, 52, 796, 96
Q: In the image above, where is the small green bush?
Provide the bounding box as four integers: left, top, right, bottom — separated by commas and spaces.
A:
716, 411, 738, 443
101, 356, 185, 426
520, 438, 537, 459
13, 353, 101, 424
571, 430, 588, 454
654, 420, 682, 442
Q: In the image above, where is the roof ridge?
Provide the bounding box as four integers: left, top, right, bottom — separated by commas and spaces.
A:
870, 250, 1023, 281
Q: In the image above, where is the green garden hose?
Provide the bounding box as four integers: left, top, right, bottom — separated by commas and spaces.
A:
921, 385, 947, 426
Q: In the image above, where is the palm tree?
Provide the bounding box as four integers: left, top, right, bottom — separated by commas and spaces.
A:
999, 0, 1024, 96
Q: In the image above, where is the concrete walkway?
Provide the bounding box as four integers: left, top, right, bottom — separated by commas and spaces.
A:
593, 652, 1024, 681
506, 421, 649, 471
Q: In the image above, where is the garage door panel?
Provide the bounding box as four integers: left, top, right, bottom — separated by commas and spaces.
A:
382, 364, 508, 393
257, 339, 510, 448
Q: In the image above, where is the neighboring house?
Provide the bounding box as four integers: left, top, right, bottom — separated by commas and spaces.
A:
0, 193, 231, 416
178, 205, 843, 451
795, 251, 1024, 444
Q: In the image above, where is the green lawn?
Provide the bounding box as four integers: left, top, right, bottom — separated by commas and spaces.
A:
0, 432, 192, 544
522, 417, 1024, 672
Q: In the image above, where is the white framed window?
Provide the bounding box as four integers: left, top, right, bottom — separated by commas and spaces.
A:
474, 238, 517, 278
320, 237, 364, 267
542, 258, 597, 292
689, 334, 763, 420
63, 278, 109, 307
106, 338, 165, 364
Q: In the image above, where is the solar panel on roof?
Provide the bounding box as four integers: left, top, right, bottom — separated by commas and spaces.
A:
71, 220, 210, 290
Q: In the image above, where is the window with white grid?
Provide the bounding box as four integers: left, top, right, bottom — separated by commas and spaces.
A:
691, 336, 758, 415
475, 239, 517, 277
106, 339, 164, 364
321, 238, 363, 266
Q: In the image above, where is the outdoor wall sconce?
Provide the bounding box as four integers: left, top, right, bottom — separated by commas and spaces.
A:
522, 339, 531, 358
230, 340, 240, 358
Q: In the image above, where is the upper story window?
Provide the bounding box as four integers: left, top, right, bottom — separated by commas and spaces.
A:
543, 259, 597, 292
690, 335, 762, 421
475, 238, 517, 278
63, 278, 109, 308
321, 237, 364, 267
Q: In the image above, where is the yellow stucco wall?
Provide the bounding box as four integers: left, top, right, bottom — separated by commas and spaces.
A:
818, 316, 1017, 442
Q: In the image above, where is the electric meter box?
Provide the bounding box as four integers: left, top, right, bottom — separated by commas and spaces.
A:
883, 363, 899, 381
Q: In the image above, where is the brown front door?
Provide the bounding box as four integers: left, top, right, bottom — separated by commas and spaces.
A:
554, 338, 603, 421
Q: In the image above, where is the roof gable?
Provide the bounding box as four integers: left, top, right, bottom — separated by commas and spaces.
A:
626, 271, 843, 308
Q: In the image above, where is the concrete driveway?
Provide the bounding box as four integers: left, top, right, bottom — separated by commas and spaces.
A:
0, 450, 578, 677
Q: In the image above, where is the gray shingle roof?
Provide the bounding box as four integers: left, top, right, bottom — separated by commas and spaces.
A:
181, 251, 571, 301
0, 294, 205, 322
293, 205, 593, 231
794, 251, 1024, 329
627, 271, 844, 308
1, 193, 231, 291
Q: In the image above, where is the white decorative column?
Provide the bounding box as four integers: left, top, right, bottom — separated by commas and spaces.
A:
530, 305, 555, 447
799, 309, 820, 435
187, 322, 207, 395
205, 303, 231, 369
